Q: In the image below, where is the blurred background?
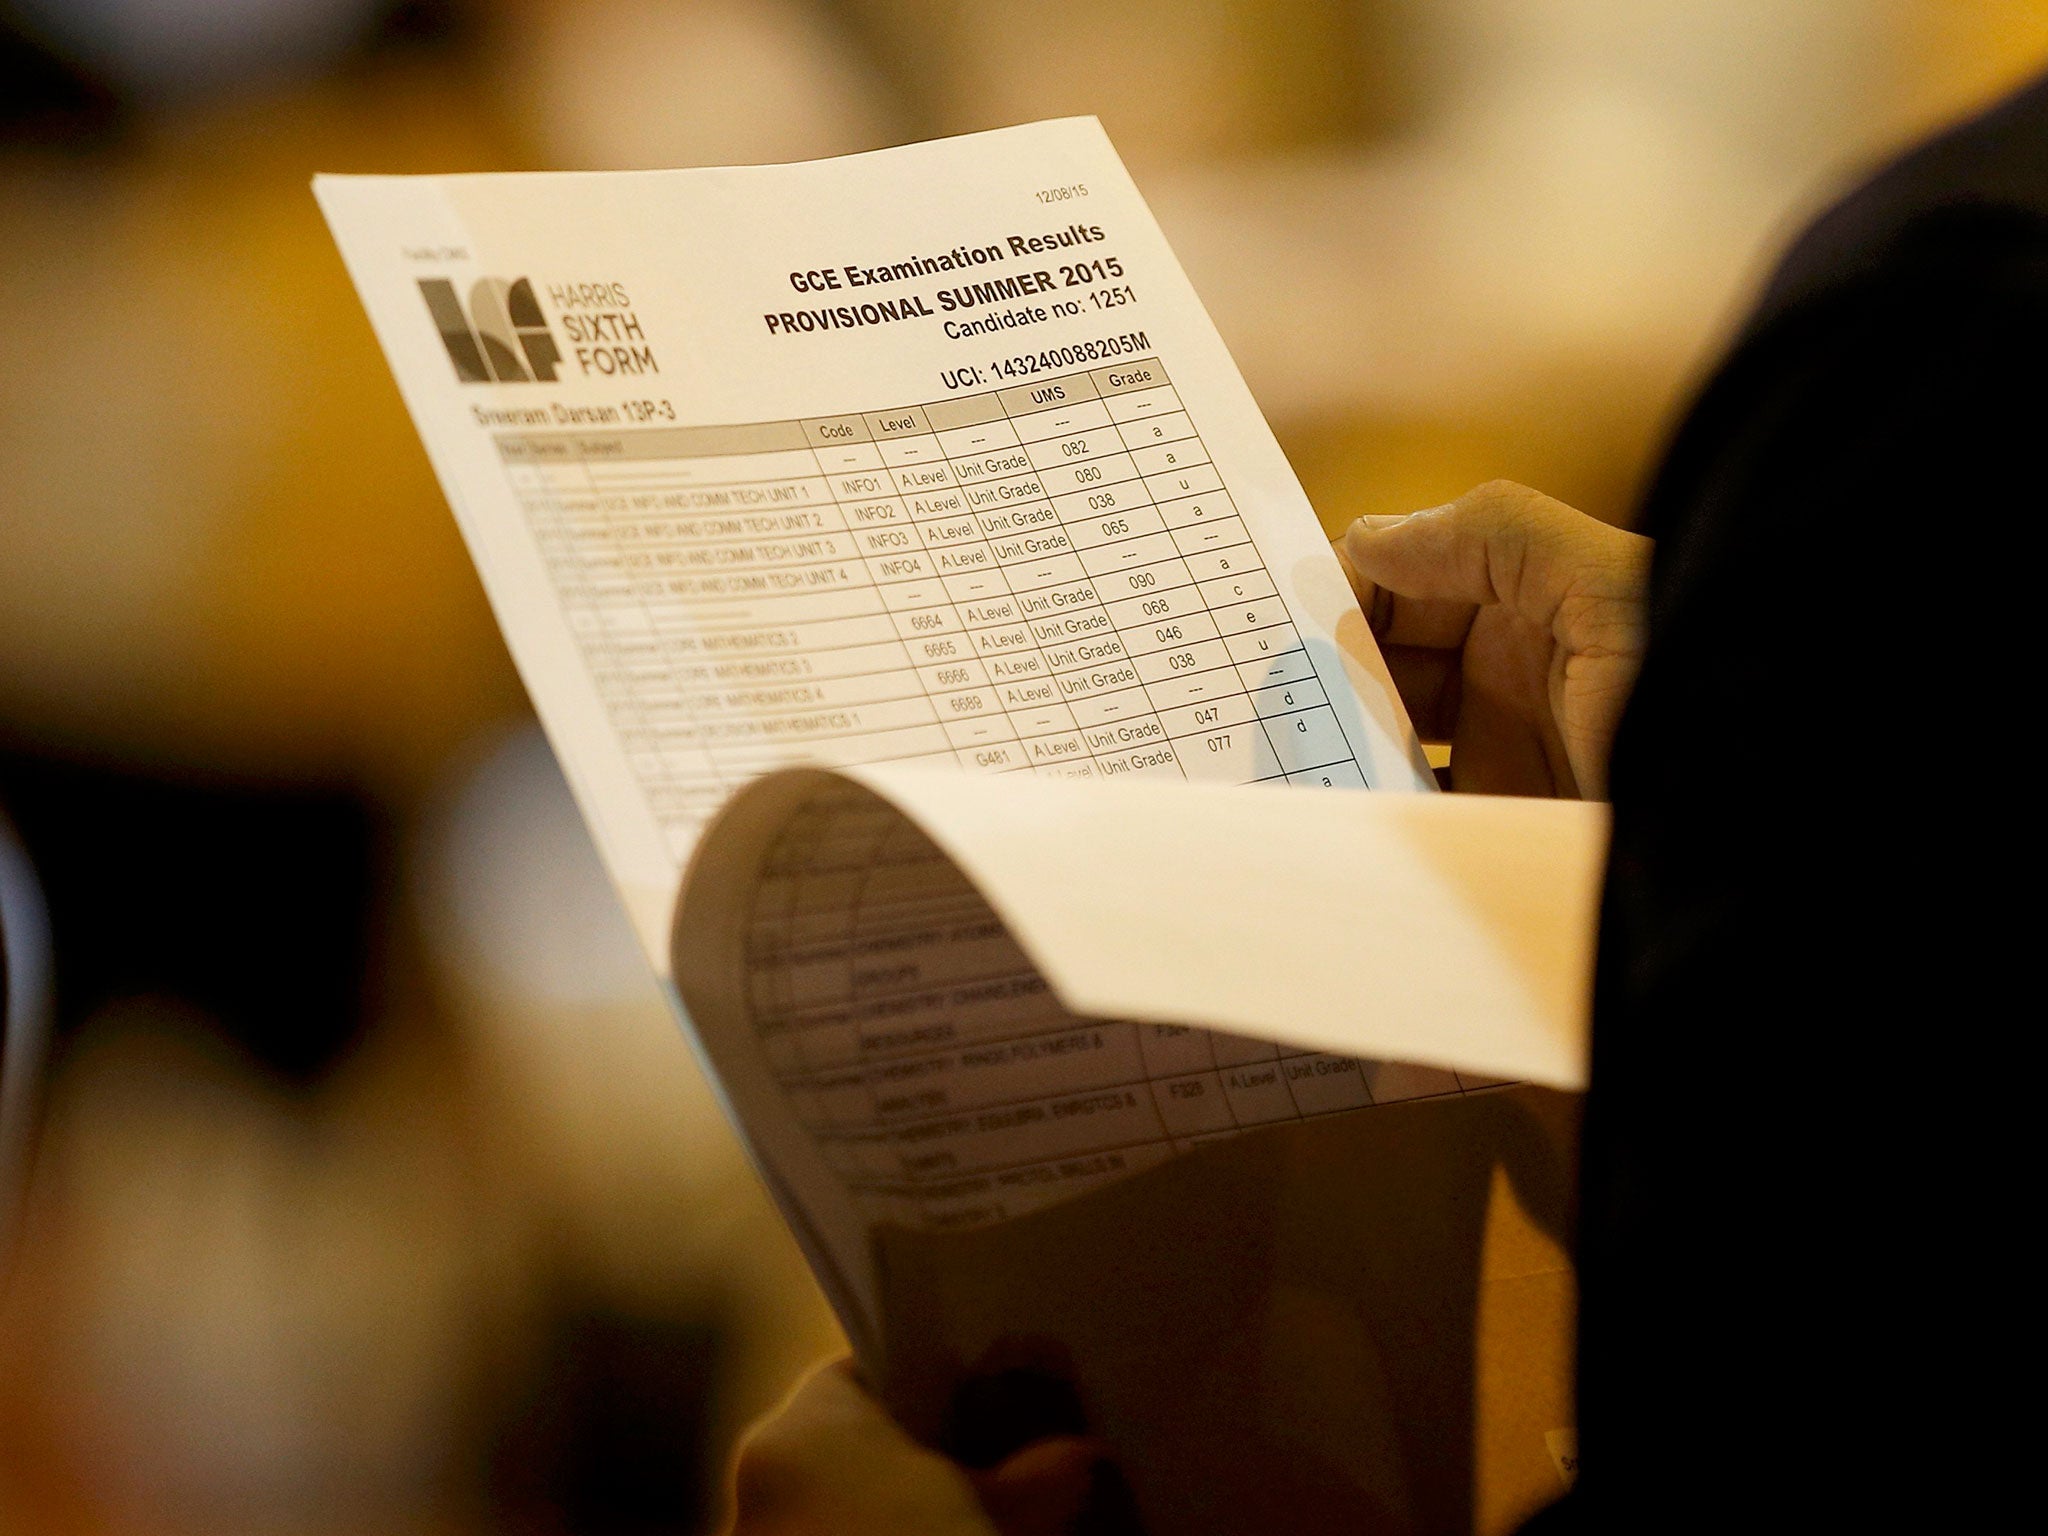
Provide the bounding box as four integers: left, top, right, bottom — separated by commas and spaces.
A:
1, 2, 2042, 1531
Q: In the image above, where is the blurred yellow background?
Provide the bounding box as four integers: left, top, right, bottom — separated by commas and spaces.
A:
2, 3, 2042, 1532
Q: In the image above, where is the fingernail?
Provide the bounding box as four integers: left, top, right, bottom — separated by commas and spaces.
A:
1353, 514, 1411, 532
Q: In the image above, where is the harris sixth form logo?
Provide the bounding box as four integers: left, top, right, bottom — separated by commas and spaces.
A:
419, 276, 562, 383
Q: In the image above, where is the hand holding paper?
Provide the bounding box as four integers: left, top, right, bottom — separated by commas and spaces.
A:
1341, 481, 1651, 799
317, 120, 1608, 1533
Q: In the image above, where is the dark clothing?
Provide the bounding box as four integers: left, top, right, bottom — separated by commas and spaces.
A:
1543, 78, 2048, 1530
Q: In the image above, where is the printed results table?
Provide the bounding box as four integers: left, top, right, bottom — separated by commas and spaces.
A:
498, 358, 1370, 858
746, 795, 1482, 1232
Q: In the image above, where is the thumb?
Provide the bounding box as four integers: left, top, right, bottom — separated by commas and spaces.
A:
1342, 481, 1590, 621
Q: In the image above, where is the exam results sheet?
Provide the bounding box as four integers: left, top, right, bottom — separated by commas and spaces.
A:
316, 118, 1431, 965
318, 120, 1609, 1355
321, 122, 1600, 1530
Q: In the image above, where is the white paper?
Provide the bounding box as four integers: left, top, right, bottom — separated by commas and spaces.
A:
836, 765, 1605, 1090
318, 123, 1604, 1370
315, 117, 1433, 968
670, 765, 1603, 1333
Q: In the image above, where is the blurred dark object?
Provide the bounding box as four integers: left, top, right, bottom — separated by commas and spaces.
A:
0, 0, 472, 144
941, 1357, 1149, 1536
1554, 71, 2048, 1535
944, 1357, 1091, 1470
491, 1300, 723, 1536
0, 746, 381, 1083
0, 7, 123, 145
1, 803, 51, 1263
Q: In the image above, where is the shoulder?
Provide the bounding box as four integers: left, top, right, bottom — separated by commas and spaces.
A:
1636, 73, 2048, 561
1747, 69, 2048, 333
1618, 73, 2048, 773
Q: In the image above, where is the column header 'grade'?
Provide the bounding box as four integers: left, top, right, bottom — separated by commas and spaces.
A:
490, 359, 1170, 463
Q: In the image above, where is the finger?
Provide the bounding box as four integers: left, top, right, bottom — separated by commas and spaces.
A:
1343, 482, 1622, 640
1450, 688, 1575, 797
1453, 619, 1578, 797
1380, 643, 1463, 742
971, 1437, 1106, 1536
1330, 534, 1374, 613
1332, 535, 1479, 650
728, 1361, 996, 1536
1373, 592, 1483, 651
